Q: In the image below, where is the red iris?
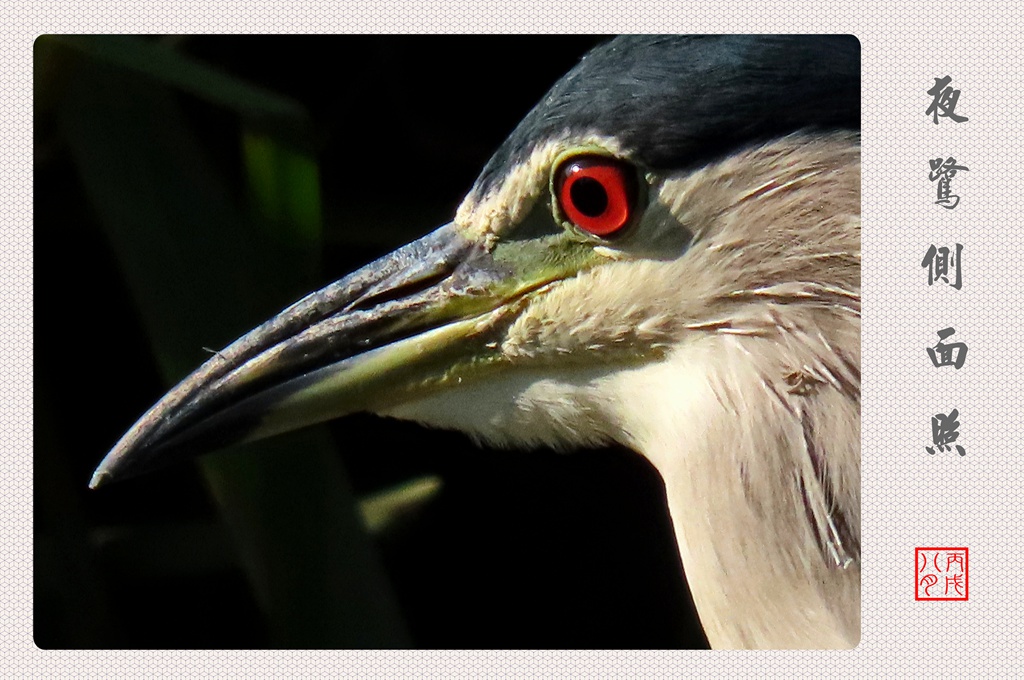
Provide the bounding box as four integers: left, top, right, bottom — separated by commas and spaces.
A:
556, 155, 638, 237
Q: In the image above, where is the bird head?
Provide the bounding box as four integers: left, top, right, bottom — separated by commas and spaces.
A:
91, 35, 860, 530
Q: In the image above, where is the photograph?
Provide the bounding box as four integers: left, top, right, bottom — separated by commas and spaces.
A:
33, 34, 860, 650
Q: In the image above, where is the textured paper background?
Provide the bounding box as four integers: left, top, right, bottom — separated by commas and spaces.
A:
8, 1, 1024, 677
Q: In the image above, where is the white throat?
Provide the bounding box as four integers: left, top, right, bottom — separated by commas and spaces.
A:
383, 327, 860, 649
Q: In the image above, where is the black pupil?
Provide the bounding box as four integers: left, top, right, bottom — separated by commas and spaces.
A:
569, 176, 608, 218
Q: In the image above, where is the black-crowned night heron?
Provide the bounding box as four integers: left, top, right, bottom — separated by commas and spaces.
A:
92, 35, 861, 649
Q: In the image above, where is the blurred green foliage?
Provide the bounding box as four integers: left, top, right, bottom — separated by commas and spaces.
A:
37, 34, 408, 648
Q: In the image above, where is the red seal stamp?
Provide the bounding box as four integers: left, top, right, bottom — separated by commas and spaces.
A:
915, 547, 968, 600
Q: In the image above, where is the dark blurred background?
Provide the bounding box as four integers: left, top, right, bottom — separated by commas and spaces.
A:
34, 35, 707, 649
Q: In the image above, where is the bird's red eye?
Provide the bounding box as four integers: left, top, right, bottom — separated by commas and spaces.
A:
556, 156, 638, 237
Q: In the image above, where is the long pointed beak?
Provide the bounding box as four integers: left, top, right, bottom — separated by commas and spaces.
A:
91, 223, 527, 488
